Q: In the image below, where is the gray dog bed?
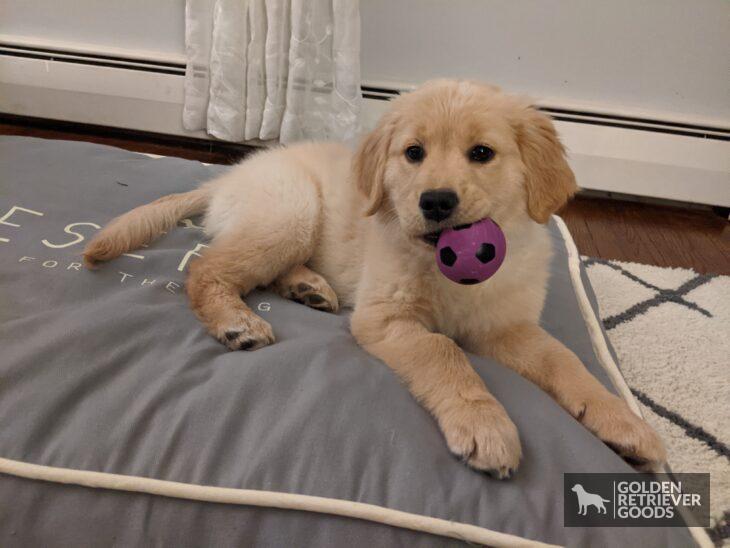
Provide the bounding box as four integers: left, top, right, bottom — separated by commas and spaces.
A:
0, 137, 700, 547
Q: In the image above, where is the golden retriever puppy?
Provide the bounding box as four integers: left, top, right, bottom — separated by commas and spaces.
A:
84, 80, 665, 478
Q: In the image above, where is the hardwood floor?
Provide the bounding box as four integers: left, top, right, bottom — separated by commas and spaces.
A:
2, 115, 728, 275
559, 196, 729, 275
0, 114, 254, 165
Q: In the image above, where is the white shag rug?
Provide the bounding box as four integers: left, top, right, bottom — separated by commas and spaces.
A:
584, 258, 730, 544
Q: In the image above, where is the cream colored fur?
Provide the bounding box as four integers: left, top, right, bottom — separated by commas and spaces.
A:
84, 80, 665, 477
83, 187, 211, 267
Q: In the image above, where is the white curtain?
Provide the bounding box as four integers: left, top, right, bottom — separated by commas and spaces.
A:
183, 0, 362, 144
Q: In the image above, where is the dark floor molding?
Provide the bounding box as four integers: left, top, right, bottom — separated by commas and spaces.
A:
0, 113, 257, 160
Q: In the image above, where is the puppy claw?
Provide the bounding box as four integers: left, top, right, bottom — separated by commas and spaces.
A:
484, 467, 515, 480
605, 441, 653, 470
238, 339, 257, 351
305, 294, 325, 305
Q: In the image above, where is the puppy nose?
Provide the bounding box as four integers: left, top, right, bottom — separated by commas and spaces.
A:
419, 189, 459, 222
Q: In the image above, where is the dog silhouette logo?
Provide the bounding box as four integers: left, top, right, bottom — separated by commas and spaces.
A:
571, 483, 611, 515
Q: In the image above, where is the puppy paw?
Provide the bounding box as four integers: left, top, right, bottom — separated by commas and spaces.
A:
573, 395, 666, 471
439, 398, 521, 479
276, 267, 339, 313
216, 313, 275, 351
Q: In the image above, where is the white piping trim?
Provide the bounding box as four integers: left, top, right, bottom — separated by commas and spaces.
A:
0, 457, 557, 548
138, 152, 212, 166
552, 215, 642, 416
553, 215, 713, 548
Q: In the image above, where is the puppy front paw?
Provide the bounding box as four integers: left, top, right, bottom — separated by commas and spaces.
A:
438, 398, 522, 479
574, 394, 666, 471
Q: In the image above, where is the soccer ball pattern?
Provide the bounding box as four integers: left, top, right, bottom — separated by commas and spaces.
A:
435, 218, 507, 285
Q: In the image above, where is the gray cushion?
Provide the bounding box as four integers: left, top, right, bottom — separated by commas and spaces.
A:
0, 136, 696, 547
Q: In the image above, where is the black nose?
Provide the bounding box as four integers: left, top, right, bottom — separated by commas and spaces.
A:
419, 189, 459, 222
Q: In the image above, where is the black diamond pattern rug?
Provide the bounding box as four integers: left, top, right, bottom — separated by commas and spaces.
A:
584, 257, 729, 544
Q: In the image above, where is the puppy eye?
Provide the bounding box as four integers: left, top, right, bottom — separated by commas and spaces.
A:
469, 145, 495, 163
405, 145, 425, 163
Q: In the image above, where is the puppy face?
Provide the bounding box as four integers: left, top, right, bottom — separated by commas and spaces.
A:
354, 80, 577, 249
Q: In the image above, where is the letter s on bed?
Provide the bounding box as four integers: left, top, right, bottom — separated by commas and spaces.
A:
42, 222, 101, 249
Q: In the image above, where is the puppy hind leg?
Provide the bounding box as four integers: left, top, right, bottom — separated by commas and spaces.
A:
188, 225, 314, 350
186, 199, 318, 350
190, 162, 323, 349
187, 247, 275, 351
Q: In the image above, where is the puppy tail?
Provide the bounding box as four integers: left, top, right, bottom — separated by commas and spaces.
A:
83, 187, 210, 268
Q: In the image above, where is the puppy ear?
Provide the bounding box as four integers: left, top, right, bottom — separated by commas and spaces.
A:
353, 117, 396, 216
514, 107, 577, 223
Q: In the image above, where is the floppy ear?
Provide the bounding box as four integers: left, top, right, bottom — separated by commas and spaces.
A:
514, 107, 578, 224
352, 117, 396, 216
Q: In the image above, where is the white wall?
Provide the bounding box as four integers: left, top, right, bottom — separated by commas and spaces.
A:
0, 0, 186, 60
360, 0, 730, 126
2, 0, 727, 125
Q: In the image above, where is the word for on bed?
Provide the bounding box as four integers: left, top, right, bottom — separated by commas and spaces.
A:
0, 205, 209, 295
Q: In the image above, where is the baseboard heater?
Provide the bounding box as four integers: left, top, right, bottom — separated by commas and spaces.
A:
1, 41, 728, 207
363, 86, 730, 142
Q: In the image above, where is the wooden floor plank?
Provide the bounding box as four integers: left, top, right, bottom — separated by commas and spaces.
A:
0, 116, 254, 165
560, 196, 729, 274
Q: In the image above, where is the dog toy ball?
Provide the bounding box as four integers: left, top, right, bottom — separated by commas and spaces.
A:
436, 218, 507, 285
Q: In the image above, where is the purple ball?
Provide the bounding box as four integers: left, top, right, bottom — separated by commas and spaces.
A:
435, 218, 507, 285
